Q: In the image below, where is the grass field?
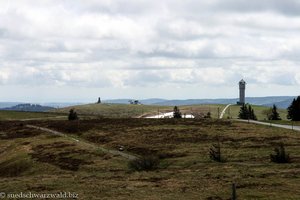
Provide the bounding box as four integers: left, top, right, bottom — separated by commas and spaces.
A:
1, 118, 300, 199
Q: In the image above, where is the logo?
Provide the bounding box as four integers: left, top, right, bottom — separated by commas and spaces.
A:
0, 192, 6, 198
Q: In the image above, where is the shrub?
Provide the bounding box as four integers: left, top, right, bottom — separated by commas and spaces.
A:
204, 112, 211, 119
68, 109, 78, 121
0, 158, 32, 177
128, 155, 160, 171
209, 142, 225, 162
270, 144, 290, 163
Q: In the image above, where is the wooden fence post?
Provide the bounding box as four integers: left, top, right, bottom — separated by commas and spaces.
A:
232, 183, 237, 200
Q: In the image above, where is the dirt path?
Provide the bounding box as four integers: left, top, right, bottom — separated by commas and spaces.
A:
219, 104, 232, 119
26, 125, 137, 160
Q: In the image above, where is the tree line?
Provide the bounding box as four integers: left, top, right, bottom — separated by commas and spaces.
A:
239, 95, 300, 121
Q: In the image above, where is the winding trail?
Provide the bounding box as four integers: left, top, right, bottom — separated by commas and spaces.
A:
26, 125, 137, 160
219, 104, 232, 119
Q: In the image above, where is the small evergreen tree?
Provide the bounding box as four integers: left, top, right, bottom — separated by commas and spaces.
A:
173, 106, 182, 118
238, 104, 257, 120
238, 104, 249, 119
269, 104, 281, 120
248, 105, 257, 120
287, 96, 300, 121
68, 109, 78, 121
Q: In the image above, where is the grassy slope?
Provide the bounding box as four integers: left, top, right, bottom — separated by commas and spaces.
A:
51, 103, 227, 118
1, 119, 300, 199
51, 103, 169, 118
52, 103, 289, 121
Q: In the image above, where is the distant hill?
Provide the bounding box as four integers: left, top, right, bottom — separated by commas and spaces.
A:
0, 102, 85, 109
1, 104, 54, 112
151, 96, 295, 108
246, 96, 294, 107
0, 102, 23, 109
262, 98, 294, 109
102, 98, 166, 105
41, 102, 85, 108
152, 98, 237, 106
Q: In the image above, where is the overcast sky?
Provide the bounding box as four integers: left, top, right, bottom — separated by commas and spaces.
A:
0, 0, 300, 102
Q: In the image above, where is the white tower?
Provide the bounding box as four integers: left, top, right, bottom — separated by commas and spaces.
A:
238, 79, 246, 105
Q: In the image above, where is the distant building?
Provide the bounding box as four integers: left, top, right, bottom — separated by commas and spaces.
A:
97, 97, 101, 104
129, 100, 141, 105
237, 79, 246, 105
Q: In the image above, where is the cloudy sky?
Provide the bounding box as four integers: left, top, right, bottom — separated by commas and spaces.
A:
0, 0, 300, 102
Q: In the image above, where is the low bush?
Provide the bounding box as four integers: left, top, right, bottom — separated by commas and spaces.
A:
0, 158, 32, 177
128, 155, 160, 171
270, 143, 291, 163
209, 142, 225, 162
68, 109, 78, 121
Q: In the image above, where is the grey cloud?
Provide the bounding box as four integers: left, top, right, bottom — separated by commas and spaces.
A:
137, 45, 217, 59
124, 70, 170, 86
215, 0, 300, 16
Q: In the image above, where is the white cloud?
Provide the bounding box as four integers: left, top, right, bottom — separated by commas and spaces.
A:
0, 0, 299, 101
0, 68, 9, 83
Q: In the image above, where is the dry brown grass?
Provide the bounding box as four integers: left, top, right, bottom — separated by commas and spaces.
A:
0, 119, 300, 199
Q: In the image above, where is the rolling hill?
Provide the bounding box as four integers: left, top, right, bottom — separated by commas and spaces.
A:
1, 104, 54, 112
151, 96, 295, 108
99, 96, 296, 109
51, 103, 228, 119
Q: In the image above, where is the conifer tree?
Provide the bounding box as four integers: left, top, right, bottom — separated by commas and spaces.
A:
238, 104, 257, 120
287, 96, 300, 121
238, 104, 249, 119
173, 106, 182, 118
248, 105, 257, 120
269, 104, 281, 120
